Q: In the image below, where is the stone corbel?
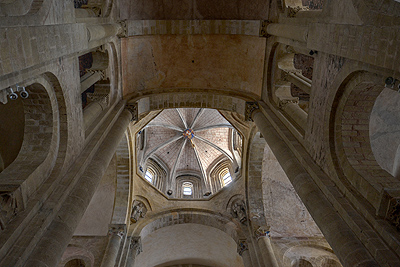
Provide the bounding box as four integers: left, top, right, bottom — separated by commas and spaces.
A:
231, 199, 248, 224
130, 199, 147, 223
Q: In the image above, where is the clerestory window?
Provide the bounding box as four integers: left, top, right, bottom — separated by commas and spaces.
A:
145, 170, 153, 183
222, 170, 232, 186
182, 182, 193, 196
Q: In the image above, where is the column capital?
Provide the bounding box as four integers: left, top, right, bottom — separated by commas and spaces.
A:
245, 101, 260, 122
108, 224, 126, 238
278, 99, 299, 110
130, 236, 142, 256
126, 103, 138, 122
254, 226, 271, 240
237, 239, 249, 256
117, 20, 128, 38
259, 20, 271, 37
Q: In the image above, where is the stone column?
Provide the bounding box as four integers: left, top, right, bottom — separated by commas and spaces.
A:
255, 227, 279, 267
87, 24, 122, 43
23, 106, 134, 267
284, 71, 311, 94
279, 100, 308, 130
83, 101, 106, 131
126, 236, 142, 267
246, 102, 378, 267
90, 51, 109, 70
75, 8, 97, 18
100, 224, 126, 267
237, 240, 252, 267
266, 24, 308, 43
81, 71, 104, 93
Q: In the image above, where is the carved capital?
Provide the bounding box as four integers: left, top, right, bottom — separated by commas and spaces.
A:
108, 224, 126, 238
254, 226, 271, 240
237, 239, 249, 256
287, 6, 309, 17
130, 236, 142, 256
259, 20, 271, 37
126, 103, 138, 122
130, 199, 147, 223
117, 20, 128, 38
278, 99, 299, 110
245, 101, 259, 122
387, 198, 400, 231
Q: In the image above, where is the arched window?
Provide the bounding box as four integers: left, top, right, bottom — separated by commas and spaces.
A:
182, 182, 193, 196
221, 168, 232, 186
145, 170, 153, 183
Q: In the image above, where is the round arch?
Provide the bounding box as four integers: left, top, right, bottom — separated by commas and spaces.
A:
130, 209, 243, 242
330, 71, 399, 215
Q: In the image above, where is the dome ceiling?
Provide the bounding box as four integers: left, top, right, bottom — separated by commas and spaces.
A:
137, 108, 241, 197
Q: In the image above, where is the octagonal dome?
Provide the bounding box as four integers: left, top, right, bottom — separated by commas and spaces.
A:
136, 108, 242, 198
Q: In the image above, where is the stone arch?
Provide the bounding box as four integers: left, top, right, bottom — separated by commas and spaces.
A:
0, 72, 68, 229
283, 244, 338, 267
350, 0, 400, 25
74, 0, 114, 17
131, 209, 242, 243
58, 245, 94, 267
130, 92, 249, 119
0, 0, 44, 17
175, 175, 202, 199
331, 71, 399, 215
209, 157, 233, 193
246, 130, 268, 227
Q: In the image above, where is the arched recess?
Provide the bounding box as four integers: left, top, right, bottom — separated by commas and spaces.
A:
0, 0, 44, 17
209, 158, 234, 193
175, 176, 201, 199
80, 42, 119, 137
0, 72, 68, 229
136, 223, 244, 267
267, 42, 312, 136
331, 71, 400, 219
